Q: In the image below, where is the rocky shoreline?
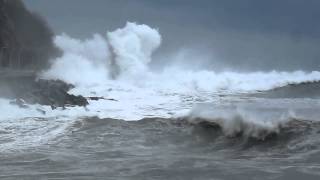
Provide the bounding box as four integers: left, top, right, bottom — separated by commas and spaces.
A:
0, 76, 88, 109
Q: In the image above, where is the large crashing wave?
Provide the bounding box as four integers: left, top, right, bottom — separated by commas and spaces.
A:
42, 22, 161, 86
2, 23, 320, 151
41, 22, 320, 93
187, 104, 293, 140
42, 34, 110, 86
107, 22, 161, 79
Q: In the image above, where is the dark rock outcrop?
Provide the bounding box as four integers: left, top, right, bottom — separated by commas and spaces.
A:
0, 0, 87, 109
25, 79, 89, 108
0, 76, 88, 108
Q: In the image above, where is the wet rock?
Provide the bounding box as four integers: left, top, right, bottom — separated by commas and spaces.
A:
9, 98, 29, 108
88, 96, 105, 101
36, 108, 46, 115
27, 79, 89, 107
87, 96, 118, 102
1, 78, 89, 108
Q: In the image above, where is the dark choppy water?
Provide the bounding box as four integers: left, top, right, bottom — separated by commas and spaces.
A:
1, 82, 320, 180
1, 116, 320, 180
1, 17, 320, 179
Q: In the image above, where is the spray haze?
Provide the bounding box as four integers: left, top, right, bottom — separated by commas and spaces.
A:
24, 0, 320, 71
2, 3, 320, 179
107, 22, 161, 79
2, 1, 320, 180
40, 22, 320, 95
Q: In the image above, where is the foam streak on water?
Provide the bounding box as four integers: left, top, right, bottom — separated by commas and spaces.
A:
36, 22, 320, 119
1, 23, 320, 179
1, 22, 320, 152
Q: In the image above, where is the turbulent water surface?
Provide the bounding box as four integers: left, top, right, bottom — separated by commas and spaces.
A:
1, 23, 320, 179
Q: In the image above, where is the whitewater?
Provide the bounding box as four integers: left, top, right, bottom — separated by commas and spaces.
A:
0, 22, 318, 121
0, 22, 319, 150
0, 22, 319, 140
2, 22, 320, 179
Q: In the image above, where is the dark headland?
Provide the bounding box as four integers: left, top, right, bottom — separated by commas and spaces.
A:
0, 0, 88, 109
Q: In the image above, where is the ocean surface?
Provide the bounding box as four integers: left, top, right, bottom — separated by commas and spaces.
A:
1, 23, 320, 179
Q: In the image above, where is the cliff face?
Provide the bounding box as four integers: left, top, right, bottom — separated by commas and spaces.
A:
0, 0, 59, 71
0, 0, 18, 62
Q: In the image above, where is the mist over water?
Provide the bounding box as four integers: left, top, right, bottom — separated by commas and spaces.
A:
1, 21, 319, 146
24, 0, 320, 72
41, 22, 320, 91
1, 20, 320, 179
13, 22, 317, 144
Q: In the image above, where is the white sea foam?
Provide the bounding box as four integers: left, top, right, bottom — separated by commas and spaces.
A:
4, 22, 320, 121
10, 22, 320, 121
42, 23, 320, 93
188, 104, 296, 139
1, 22, 320, 150
107, 22, 161, 79
41, 34, 110, 86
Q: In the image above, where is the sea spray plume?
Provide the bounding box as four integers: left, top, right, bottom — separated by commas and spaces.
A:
54, 33, 110, 66
107, 22, 161, 79
150, 69, 320, 93
42, 22, 161, 86
42, 22, 320, 93
41, 34, 110, 86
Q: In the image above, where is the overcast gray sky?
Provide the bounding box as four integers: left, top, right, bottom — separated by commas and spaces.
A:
24, 0, 320, 71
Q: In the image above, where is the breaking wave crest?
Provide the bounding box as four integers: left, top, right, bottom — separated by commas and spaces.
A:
39, 22, 320, 94
1, 22, 320, 146
185, 105, 296, 140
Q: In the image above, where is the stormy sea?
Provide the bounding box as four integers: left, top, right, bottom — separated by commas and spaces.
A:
0, 21, 320, 180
